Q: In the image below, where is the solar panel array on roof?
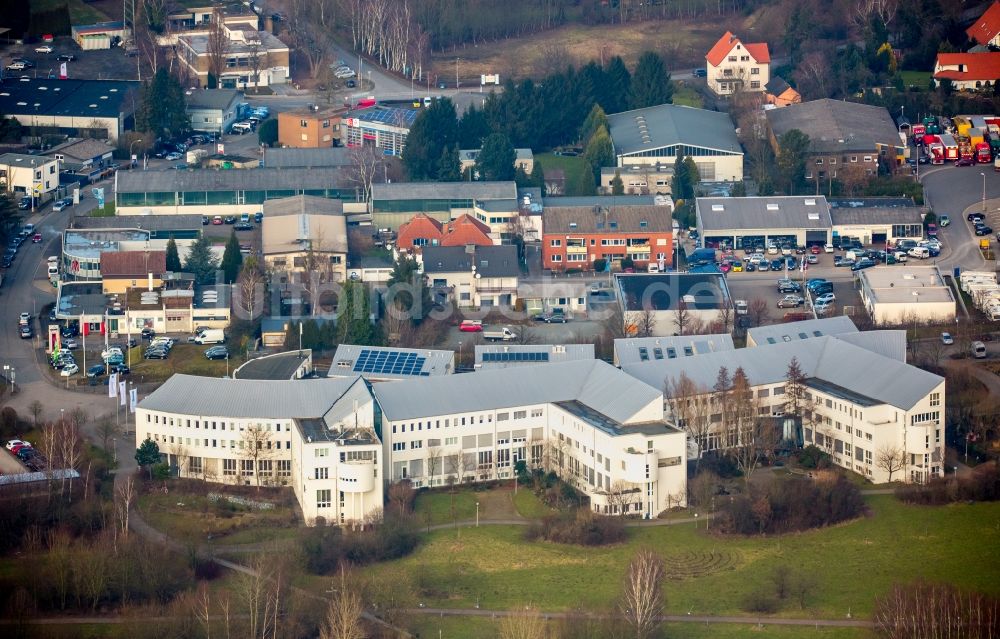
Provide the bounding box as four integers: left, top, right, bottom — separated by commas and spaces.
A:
482, 352, 550, 363
353, 349, 430, 376
355, 108, 418, 126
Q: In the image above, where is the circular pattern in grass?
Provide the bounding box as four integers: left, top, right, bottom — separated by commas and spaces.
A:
663, 549, 741, 579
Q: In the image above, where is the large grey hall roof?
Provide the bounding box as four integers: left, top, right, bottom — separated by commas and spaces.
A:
373, 359, 660, 424
697, 196, 833, 231
608, 104, 742, 156
622, 336, 941, 410
116, 167, 352, 193
138, 374, 362, 418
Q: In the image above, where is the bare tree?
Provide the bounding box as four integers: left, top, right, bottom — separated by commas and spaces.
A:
606, 479, 641, 517
28, 399, 43, 427
875, 446, 906, 483
206, 8, 231, 88
716, 303, 733, 335
320, 565, 366, 639
426, 446, 443, 484
234, 554, 286, 639
667, 372, 711, 462
635, 308, 656, 338
97, 417, 122, 454
245, 37, 268, 91
115, 476, 136, 545
727, 367, 777, 483
619, 548, 666, 639
673, 299, 691, 335
499, 604, 547, 639
240, 424, 275, 489
291, 19, 329, 79
349, 144, 383, 204
387, 479, 415, 516
237, 255, 266, 321
874, 580, 1000, 639
746, 297, 771, 327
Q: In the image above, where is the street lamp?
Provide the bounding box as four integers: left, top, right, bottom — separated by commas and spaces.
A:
129, 138, 143, 168
982, 172, 987, 215
475, 501, 479, 528
457, 341, 462, 369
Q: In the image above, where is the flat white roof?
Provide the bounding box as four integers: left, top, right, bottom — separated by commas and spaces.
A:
860, 266, 954, 304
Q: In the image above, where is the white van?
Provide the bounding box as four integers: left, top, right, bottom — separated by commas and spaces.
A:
194, 328, 226, 344
973, 341, 988, 359
231, 121, 253, 134
908, 246, 930, 259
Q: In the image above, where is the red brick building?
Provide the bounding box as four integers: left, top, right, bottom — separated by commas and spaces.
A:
541, 204, 673, 272
397, 213, 493, 254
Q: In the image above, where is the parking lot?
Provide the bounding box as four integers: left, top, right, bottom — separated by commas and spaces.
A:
3, 36, 145, 82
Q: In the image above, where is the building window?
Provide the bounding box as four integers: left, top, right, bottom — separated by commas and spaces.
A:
223, 459, 236, 476
751, 67, 760, 75
277, 460, 291, 477
750, 81, 760, 89
300, 119, 308, 127
189, 457, 202, 474
513, 410, 527, 420
317, 489, 331, 508
930, 392, 940, 407
315, 467, 328, 479
551, 255, 562, 262
550, 239, 562, 247
315, 448, 329, 458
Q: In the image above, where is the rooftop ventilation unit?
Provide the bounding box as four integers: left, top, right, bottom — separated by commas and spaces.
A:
767, 203, 779, 211
711, 204, 724, 211
804, 198, 816, 205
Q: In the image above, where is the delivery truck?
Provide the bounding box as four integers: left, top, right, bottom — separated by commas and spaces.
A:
194, 328, 226, 344
483, 327, 518, 342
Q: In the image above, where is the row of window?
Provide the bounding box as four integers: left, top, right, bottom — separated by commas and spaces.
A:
151, 432, 292, 450
220, 458, 291, 476
390, 409, 542, 435
148, 413, 288, 432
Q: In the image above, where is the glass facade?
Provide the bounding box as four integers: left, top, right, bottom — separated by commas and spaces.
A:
118, 187, 356, 208
622, 144, 741, 160
372, 198, 474, 213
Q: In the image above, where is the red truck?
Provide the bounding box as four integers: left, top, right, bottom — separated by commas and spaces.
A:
939, 133, 959, 161
911, 123, 926, 145
977, 142, 992, 164
925, 134, 945, 164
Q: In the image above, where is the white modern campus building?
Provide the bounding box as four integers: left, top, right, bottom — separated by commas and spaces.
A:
137, 359, 688, 524
622, 329, 946, 484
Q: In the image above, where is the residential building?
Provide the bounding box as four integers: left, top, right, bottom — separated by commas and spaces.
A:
695, 196, 833, 251
458, 148, 534, 176
705, 31, 771, 96
0, 78, 140, 142
261, 196, 348, 283
857, 266, 956, 325
277, 108, 345, 148
137, 359, 689, 523
474, 344, 595, 371
613, 334, 734, 367
136, 374, 383, 526
829, 197, 926, 246
607, 104, 744, 182
115, 168, 356, 216
933, 52, 1000, 91
600, 166, 674, 195
765, 77, 801, 107
186, 89, 243, 134
46, 138, 115, 182
614, 272, 733, 336
421, 244, 519, 308
121, 284, 232, 334
342, 107, 418, 157
765, 99, 906, 180
370, 181, 518, 231
542, 201, 673, 272
622, 335, 945, 484
329, 345, 455, 381
967, 1, 1000, 47
175, 18, 290, 89
99, 250, 168, 294
0, 153, 60, 202
396, 213, 494, 254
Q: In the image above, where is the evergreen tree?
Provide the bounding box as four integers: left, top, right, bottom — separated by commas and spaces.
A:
337, 280, 377, 345
386, 255, 430, 322
579, 104, 609, 145
301, 319, 320, 350
672, 155, 691, 201
220, 230, 243, 283
283, 321, 299, 350
611, 170, 625, 195
165, 237, 181, 272
136, 68, 190, 139
319, 320, 338, 351
257, 119, 278, 147
530, 160, 545, 192
436, 145, 461, 182
183, 235, 219, 284
403, 98, 459, 180
683, 157, 700, 193
629, 51, 673, 109
458, 103, 491, 149
776, 129, 811, 194
570, 167, 597, 196
475, 132, 516, 181
0, 193, 23, 248
583, 125, 615, 181
603, 56, 632, 114
135, 438, 161, 469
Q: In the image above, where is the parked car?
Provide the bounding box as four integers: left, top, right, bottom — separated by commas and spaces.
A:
144, 348, 168, 359
814, 292, 836, 305
777, 280, 801, 293
976, 225, 994, 236
110, 364, 131, 375
941, 332, 954, 345
777, 295, 805, 308
212, 216, 223, 225
140, 327, 156, 340
35, 45, 53, 53
204, 346, 229, 360
86, 364, 106, 378
955, 158, 975, 167
52, 198, 71, 211
59, 363, 80, 377
6, 439, 31, 451
459, 320, 483, 332
806, 254, 818, 264
19, 325, 32, 339
969, 212, 985, 221
234, 221, 253, 231
56, 54, 76, 62
537, 310, 568, 323
939, 215, 950, 227
851, 258, 876, 271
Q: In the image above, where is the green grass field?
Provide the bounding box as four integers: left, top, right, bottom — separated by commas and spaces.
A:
33, 0, 109, 24
129, 343, 232, 383
534, 152, 588, 195
673, 82, 705, 108
511, 487, 554, 519
369, 496, 1000, 619
138, 490, 298, 544
900, 71, 932, 90
414, 489, 480, 526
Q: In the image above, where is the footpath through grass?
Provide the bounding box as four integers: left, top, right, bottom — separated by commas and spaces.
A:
371, 495, 1000, 619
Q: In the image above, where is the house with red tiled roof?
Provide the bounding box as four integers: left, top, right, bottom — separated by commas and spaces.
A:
99, 250, 168, 294
396, 213, 494, 254
705, 31, 770, 96
967, 1, 1000, 47
933, 52, 1000, 90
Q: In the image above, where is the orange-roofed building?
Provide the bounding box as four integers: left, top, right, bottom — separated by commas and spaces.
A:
933, 52, 1000, 91
705, 31, 770, 96
397, 213, 493, 254
967, 1, 1000, 47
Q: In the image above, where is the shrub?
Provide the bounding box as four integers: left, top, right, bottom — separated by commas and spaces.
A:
0, 406, 18, 437
716, 475, 865, 535
301, 514, 419, 575
525, 510, 626, 546
698, 451, 742, 478
742, 589, 779, 613
895, 464, 1000, 505
151, 462, 171, 480
796, 444, 831, 470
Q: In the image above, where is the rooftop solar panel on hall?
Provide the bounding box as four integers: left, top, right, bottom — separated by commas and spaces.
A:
354, 108, 419, 126
352, 349, 427, 376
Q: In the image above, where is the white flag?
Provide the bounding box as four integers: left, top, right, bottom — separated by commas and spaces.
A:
119, 381, 127, 406
108, 372, 119, 397
129, 388, 138, 413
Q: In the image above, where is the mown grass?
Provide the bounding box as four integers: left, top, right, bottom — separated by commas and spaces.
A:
414, 489, 479, 527
673, 82, 705, 108
128, 343, 232, 383
137, 490, 298, 544
511, 487, 554, 519
367, 495, 1000, 619
534, 152, 587, 195
33, 0, 109, 24
900, 70, 932, 90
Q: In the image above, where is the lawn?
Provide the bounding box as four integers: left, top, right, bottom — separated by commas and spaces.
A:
534, 152, 587, 195
366, 496, 1000, 619
128, 343, 232, 383
511, 487, 554, 519
414, 489, 479, 527
33, 0, 109, 24
900, 71, 932, 90
673, 82, 705, 108
137, 489, 299, 545
404, 616, 875, 639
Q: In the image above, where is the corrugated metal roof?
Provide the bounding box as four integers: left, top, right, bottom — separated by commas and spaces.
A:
138, 374, 362, 418
608, 104, 742, 157
475, 344, 595, 370
614, 334, 735, 366
835, 330, 907, 362
372, 359, 661, 423
747, 316, 857, 346
623, 335, 942, 410
697, 196, 833, 231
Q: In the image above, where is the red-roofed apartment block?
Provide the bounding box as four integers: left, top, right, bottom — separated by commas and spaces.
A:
396, 213, 493, 254
933, 52, 1000, 91
705, 31, 770, 96
967, 1, 1000, 47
